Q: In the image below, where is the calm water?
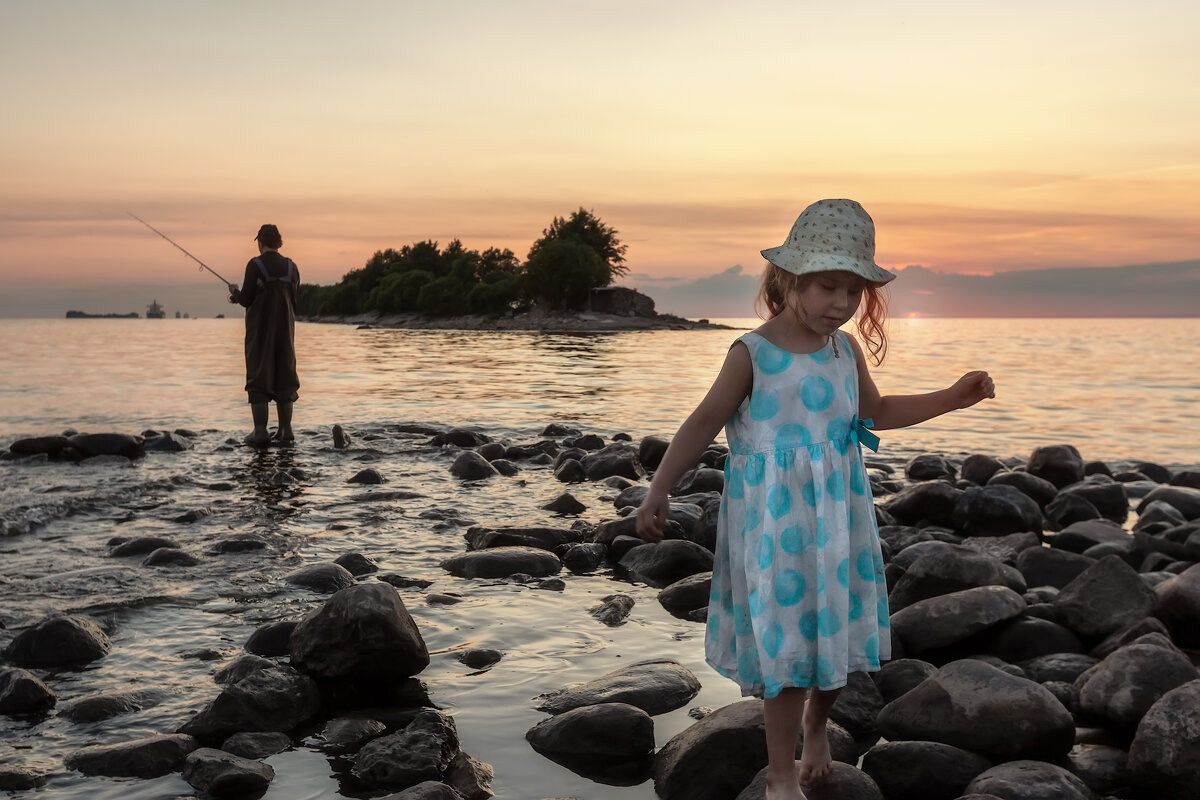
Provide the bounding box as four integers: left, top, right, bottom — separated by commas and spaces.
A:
0, 317, 1196, 800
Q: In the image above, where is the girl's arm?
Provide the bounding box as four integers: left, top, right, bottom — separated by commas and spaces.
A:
635, 343, 753, 542
850, 336, 994, 430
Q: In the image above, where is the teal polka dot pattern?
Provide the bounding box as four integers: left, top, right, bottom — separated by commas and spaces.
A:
705, 330, 890, 699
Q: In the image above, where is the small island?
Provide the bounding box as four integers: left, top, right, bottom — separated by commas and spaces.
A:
296, 208, 732, 331
65, 310, 140, 319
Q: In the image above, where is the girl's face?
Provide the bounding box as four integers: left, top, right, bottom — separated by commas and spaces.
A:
792, 271, 866, 335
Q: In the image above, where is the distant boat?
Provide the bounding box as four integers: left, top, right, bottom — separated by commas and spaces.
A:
66, 310, 139, 319
146, 299, 165, 319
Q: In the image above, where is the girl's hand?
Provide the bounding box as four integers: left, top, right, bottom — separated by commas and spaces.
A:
635, 490, 669, 543
951, 370, 996, 408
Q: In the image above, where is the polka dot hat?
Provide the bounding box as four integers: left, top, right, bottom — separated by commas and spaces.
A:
760, 199, 895, 284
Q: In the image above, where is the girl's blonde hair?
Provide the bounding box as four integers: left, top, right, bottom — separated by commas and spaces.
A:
755, 265, 890, 365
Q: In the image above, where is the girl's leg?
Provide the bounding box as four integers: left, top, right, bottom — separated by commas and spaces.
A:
763, 688, 806, 800
245, 402, 270, 446
274, 401, 294, 442
798, 687, 842, 787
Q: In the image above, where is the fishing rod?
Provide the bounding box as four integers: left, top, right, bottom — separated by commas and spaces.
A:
126, 212, 232, 285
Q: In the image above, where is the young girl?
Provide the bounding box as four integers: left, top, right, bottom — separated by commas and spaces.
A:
635, 199, 994, 800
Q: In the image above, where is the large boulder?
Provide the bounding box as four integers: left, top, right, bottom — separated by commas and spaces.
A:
1051, 519, 1129, 553
1127, 679, 1200, 800
618, 540, 714, 589
284, 562, 356, 593
736, 761, 883, 800
889, 586, 1026, 655
534, 659, 700, 716
985, 618, 1085, 663
464, 526, 581, 552
888, 546, 1024, 611
526, 702, 654, 760
352, 709, 459, 790
4, 615, 111, 668
1026, 445, 1085, 489
181, 748, 274, 796
1137, 485, 1200, 520
861, 740, 991, 800
1055, 478, 1129, 525
440, 546, 561, 579
1052, 555, 1158, 639
65, 733, 199, 778
988, 470, 1059, 507
1154, 563, 1200, 648
290, 583, 429, 680
952, 485, 1042, 536
653, 700, 855, 800
658, 572, 712, 614
68, 432, 146, 459
1016, 547, 1095, 590
1075, 641, 1199, 727
881, 482, 961, 526
178, 664, 320, 742
964, 759, 1098, 800
580, 443, 645, 481
877, 659, 1075, 761
0, 668, 56, 715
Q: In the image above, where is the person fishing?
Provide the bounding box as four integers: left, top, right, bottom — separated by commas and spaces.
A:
228, 224, 300, 446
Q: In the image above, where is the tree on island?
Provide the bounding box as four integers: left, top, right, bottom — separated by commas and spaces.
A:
295, 208, 629, 317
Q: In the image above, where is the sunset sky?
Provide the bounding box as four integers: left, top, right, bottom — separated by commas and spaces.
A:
2, 0, 1198, 318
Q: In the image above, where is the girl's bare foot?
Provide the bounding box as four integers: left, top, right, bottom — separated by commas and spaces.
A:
797, 700, 833, 788
766, 768, 807, 800
244, 429, 270, 447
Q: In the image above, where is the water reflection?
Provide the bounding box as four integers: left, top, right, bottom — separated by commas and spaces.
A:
233, 445, 306, 521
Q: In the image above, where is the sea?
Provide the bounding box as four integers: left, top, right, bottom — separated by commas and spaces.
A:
0, 316, 1196, 799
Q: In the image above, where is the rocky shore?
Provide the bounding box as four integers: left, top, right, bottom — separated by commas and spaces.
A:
299, 307, 734, 332
3, 428, 1200, 799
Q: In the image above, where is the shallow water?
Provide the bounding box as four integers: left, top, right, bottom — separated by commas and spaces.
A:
0, 317, 1197, 798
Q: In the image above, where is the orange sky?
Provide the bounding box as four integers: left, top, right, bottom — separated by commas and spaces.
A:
2, 1, 1199, 317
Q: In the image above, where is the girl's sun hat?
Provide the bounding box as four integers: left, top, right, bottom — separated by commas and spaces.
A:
761, 199, 895, 285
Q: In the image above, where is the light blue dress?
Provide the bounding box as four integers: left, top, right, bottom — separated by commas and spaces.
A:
705, 330, 891, 697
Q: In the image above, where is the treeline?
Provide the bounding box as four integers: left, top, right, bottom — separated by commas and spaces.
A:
296, 208, 628, 318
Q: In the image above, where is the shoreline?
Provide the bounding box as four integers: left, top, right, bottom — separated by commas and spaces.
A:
298, 309, 737, 333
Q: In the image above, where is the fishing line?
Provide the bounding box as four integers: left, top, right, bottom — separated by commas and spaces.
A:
127, 212, 232, 285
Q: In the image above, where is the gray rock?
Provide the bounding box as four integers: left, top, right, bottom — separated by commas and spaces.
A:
213, 653, 276, 685
1053, 555, 1159, 639
449, 451, 499, 480
58, 688, 161, 722
1018, 652, 1098, 684
560, 543, 607, 574
535, 658, 701, 716
221, 731, 291, 758
1137, 485, 1200, 520
380, 781, 464, 800
988, 470, 1058, 507
0, 668, 55, 715
737, 760, 884, 800
873, 658, 937, 703
964, 759, 1098, 800
1127, 679, 1200, 800
590, 594, 635, 626
1135, 499, 1187, 530
142, 547, 200, 567
178, 664, 320, 742
1154, 562, 1200, 648
986, 618, 1085, 663
1045, 492, 1102, 527
657, 571, 712, 614
890, 585, 1026, 655
1056, 478, 1129, 524
881, 481, 961, 526
1089, 616, 1172, 659
1067, 744, 1132, 797
1016, 546, 1095, 590
877, 659, 1074, 761
829, 670, 885, 748
66, 733, 199, 778
143, 431, 193, 452
638, 435, 670, 471
244, 620, 297, 657
1076, 642, 1199, 726
431, 429, 490, 448
4, 615, 111, 668
443, 751, 494, 800
352, 709, 459, 790
526, 702, 654, 759
69, 432, 145, 459
110, 536, 179, 556
182, 747, 275, 796
542, 492, 587, 514
1051, 519, 1129, 553
907, 453, 957, 481
889, 545, 1025, 612
861, 740, 991, 800
457, 649, 502, 670
580, 442, 645, 481
8, 435, 70, 457
961, 454, 1007, 485
349, 467, 385, 484
464, 526, 581, 551
335, 552, 380, 576
953, 485, 1042, 536
672, 467, 724, 494
284, 562, 356, 593
1027, 445, 1085, 489
314, 717, 388, 754
960, 531, 1041, 566
653, 699, 855, 800
441, 546, 561, 579
290, 582, 429, 680
618, 540, 714, 589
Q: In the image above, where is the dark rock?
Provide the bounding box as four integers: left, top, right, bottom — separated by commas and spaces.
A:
489, 458, 519, 476
873, 658, 937, 703
213, 654, 276, 685
332, 424, 351, 449
889, 545, 1025, 611
590, 594, 635, 626
618, 540, 714, 589
964, 759, 1098, 800
526, 702, 655, 759
1138, 485, 1200, 520
65, 733, 199, 778
673, 467, 724, 495
178, 664, 320, 742
221, 731, 291, 759
1045, 493, 1101, 527
69, 432, 145, 459
564, 433, 605, 450
542, 492, 587, 514
210, 535, 267, 553
381, 781, 464, 799
1135, 499, 1187, 530
653, 699, 855, 800
352, 709, 459, 790
8, 435, 71, 457
890, 585, 1026, 655
1018, 653, 1098, 684
1027, 445, 1085, 489
431, 429, 491, 448
882, 481, 962, 526
4, 615, 111, 668
1076, 642, 1199, 726
244, 621, 297, 657
1016, 546, 1095, 590
110, 536, 179, 557
1067, 744, 1132, 797
953, 485, 1042, 537
737, 761, 884, 800
1053, 555, 1159, 639
638, 435, 670, 471
907, 453, 957, 481
1170, 470, 1200, 489
1052, 519, 1130, 553
0, 668, 56, 715
464, 526, 581, 552
861, 740, 991, 800
580, 443, 645, 481
285, 562, 356, 593
960, 532, 1041, 566
144, 431, 193, 452
313, 717, 387, 754
961, 454, 1007, 485
1089, 617, 1171, 659
142, 547, 199, 567
290, 583, 429, 680
1154, 563, 1200, 648
658, 572, 712, 614
475, 442, 506, 461
182, 747, 275, 795
1056, 478, 1129, 524
58, 688, 161, 722
444, 751, 494, 800
535, 658, 701, 716
986, 618, 1085, 663
877, 659, 1074, 761
441, 546, 561, 579
0, 763, 47, 790
988, 470, 1059, 507
449, 451, 499, 480
335, 552, 380, 576
1127, 679, 1200, 800
457, 649, 502, 670
349, 468, 385, 484
829, 670, 885, 749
